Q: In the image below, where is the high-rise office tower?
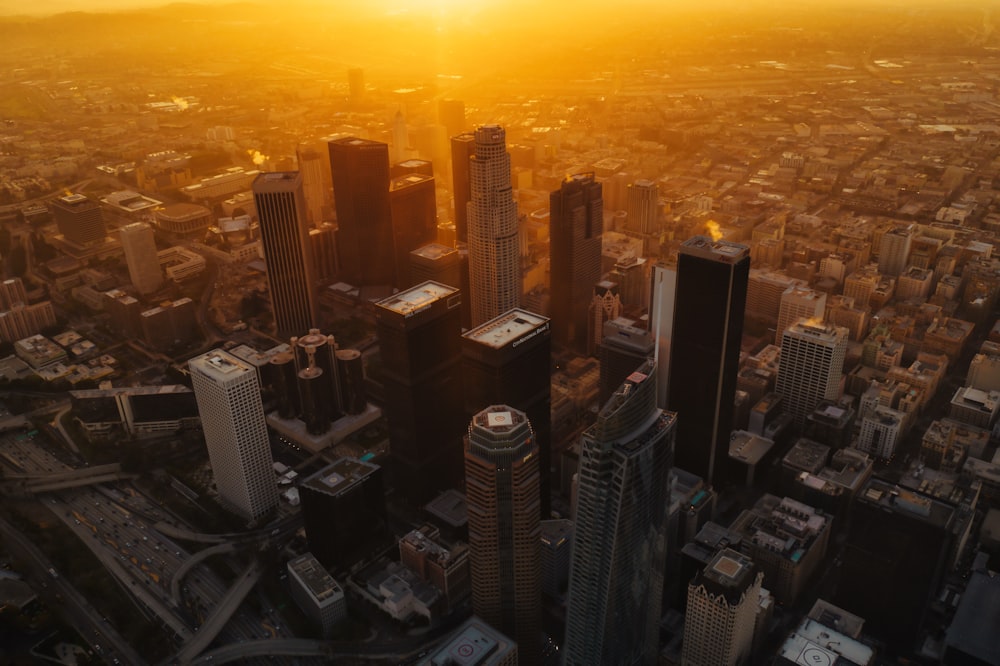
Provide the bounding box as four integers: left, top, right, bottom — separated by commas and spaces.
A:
392, 109, 409, 163
598, 317, 654, 406
775, 321, 848, 429
650, 261, 678, 409
347, 67, 364, 104
461, 308, 551, 518
438, 99, 466, 139
119, 222, 163, 295
328, 137, 394, 287
410, 243, 462, 291
253, 172, 318, 339
299, 457, 389, 572
375, 281, 464, 501
564, 360, 675, 665
467, 125, 521, 326
309, 223, 338, 284
549, 172, 603, 355
465, 406, 541, 664
877, 225, 913, 277
682, 548, 763, 666
189, 350, 277, 520
50, 193, 106, 246
775, 284, 826, 346
667, 236, 750, 487
625, 179, 658, 235
837, 477, 956, 652
296, 142, 332, 225
450, 132, 476, 243
390, 173, 437, 290
589, 280, 623, 356
610, 255, 649, 311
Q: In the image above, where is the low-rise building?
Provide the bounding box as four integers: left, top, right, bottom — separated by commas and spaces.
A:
730, 495, 831, 605
287, 553, 346, 638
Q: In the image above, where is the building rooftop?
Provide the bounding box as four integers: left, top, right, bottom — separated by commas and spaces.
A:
729, 430, 774, 465
779, 618, 873, 666
101, 190, 163, 212
859, 478, 955, 528
422, 616, 518, 666
784, 439, 831, 474
425, 489, 468, 528
463, 308, 549, 350
411, 243, 458, 261
680, 235, 750, 263
188, 350, 254, 381
694, 548, 758, 604
945, 570, 1000, 664
287, 553, 343, 604
540, 519, 573, 550
301, 457, 379, 497
376, 281, 458, 317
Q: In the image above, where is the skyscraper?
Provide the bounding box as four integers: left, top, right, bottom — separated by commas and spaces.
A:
467, 125, 521, 327
776, 320, 848, 429
667, 236, 750, 487
328, 137, 394, 287
564, 360, 675, 665
549, 172, 603, 355
119, 222, 163, 295
775, 284, 826, 346
598, 317, 654, 406
625, 179, 658, 235
465, 406, 541, 664
390, 173, 437, 289
682, 548, 763, 666
252, 171, 317, 339
295, 142, 332, 225
451, 132, 476, 243
461, 308, 552, 518
375, 281, 465, 501
50, 193, 106, 246
878, 225, 913, 277
189, 350, 277, 520
650, 261, 678, 409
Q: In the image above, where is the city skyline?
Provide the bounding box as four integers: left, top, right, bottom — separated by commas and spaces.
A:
1, 1, 1000, 663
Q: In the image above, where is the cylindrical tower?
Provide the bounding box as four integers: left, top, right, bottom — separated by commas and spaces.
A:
267, 351, 299, 419
335, 348, 367, 415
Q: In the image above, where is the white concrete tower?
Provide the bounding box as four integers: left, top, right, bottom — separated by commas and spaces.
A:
467, 125, 521, 326
189, 350, 277, 520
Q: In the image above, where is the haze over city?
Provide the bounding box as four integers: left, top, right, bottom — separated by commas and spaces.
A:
1, 1, 1000, 665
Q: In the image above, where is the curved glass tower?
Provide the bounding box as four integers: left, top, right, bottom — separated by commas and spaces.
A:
564, 359, 675, 665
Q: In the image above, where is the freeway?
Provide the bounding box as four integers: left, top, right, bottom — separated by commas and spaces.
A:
0, 515, 147, 666
174, 559, 262, 664
169, 541, 235, 605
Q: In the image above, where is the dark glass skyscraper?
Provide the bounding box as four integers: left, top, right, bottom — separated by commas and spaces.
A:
450, 132, 476, 243
375, 281, 464, 501
564, 360, 675, 665
389, 173, 437, 290
252, 172, 317, 340
328, 137, 394, 287
667, 236, 749, 488
461, 308, 551, 518
549, 173, 603, 355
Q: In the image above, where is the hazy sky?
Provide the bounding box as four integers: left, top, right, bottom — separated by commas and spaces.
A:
7, 0, 989, 17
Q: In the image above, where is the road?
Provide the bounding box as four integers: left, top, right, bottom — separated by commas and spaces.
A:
0, 515, 147, 666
